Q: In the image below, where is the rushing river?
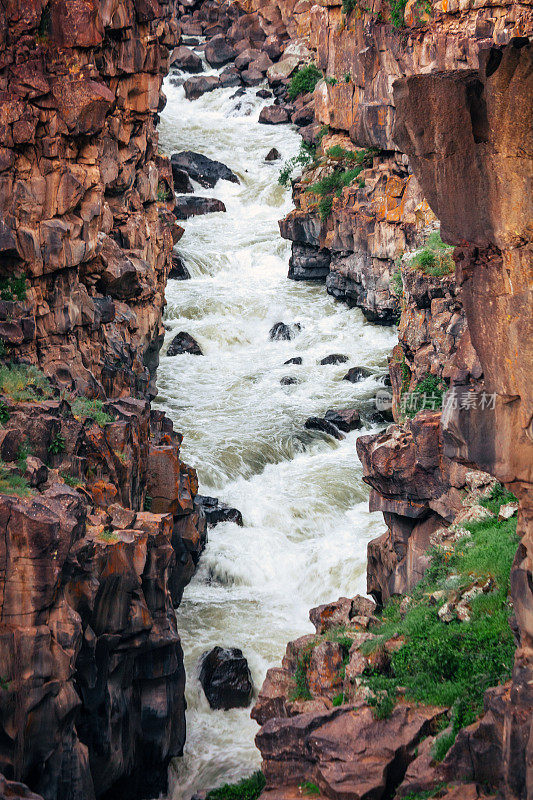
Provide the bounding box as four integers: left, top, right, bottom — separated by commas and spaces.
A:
156, 64, 396, 800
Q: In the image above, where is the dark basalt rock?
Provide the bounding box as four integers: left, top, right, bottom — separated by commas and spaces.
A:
343, 366, 373, 383
288, 243, 331, 281
195, 495, 243, 527
265, 147, 281, 161
219, 67, 242, 89
241, 68, 263, 86
171, 45, 204, 73
284, 356, 302, 365
173, 196, 226, 219
324, 408, 362, 432
269, 321, 300, 341
292, 104, 314, 127
169, 253, 190, 280
319, 353, 349, 365
183, 75, 220, 100
204, 35, 237, 67
258, 105, 290, 125
167, 332, 203, 356
171, 164, 194, 193
304, 416, 345, 440
199, 647, 254, 710
257, 89, 273, 100
171, 151, 239, 188
280, 376, 298, 386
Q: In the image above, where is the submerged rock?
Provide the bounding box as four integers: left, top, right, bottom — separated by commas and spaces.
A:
304, 416, 345, 440
169, 253, 191, 280
269, 321, 300, 341
199, 647, 254, 709
195, 495, 243, 527
173, 196, 226, 219
259, 105, 290, 125
183, 75, 220, 100
324, 408, 362, 432
171, 45, 204, 73
284, 356, 302, 365
265, 147, 281, 161
319, 353, 349, 365
167, 332, 203, 356
171, 151, 239, 188
280, 376, 298, 386
343, 366, 373, 383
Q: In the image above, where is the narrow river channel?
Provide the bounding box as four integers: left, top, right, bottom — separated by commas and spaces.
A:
155, 67, 397, 799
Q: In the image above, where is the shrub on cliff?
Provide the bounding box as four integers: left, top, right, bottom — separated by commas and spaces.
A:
287, 64, 322, 101
0, 364, 52, 403
410, 230, 454, 277
71, 397, 114, 427
205, 771, 266, 800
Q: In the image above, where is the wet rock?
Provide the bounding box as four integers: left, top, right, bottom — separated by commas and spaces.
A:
267, 57, 300, 85
171, 165, 194, 193
288, 243, 331, 281
219, 67, 242, 89
199, 646, 254, 709
310, 595, 376, 634
269, 322, 299, 341
324, 408, 362, 432
173, 196, 226, 219
259, 105, 290, 125
169, 253, 191, 280
280, 376, 298, 386
304, 417, 344, 440
171, 151, 239, 188
195, 495, 243, 527
257, 89, 273, 100
235, 48, 261, 70
0, 774, 44, 800
284, 356, 302, 365
241, 69, 263, 87
343, 366, 373, 383
230, 87, 247, 99
265, 147, 281, 161
167, 332, 203, 356
183, 75, 220, 100
319, 353, 349, 365
171, 45, 204, 73
204, 35, 237, 67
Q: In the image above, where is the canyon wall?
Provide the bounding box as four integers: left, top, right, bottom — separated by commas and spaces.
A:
0, 2, 206, 799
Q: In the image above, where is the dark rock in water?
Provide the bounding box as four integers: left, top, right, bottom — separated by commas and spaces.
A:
169, 253, 191, 280
280, 376, 298, 386
196, 495, 243, 527
231, 87, 247, 99
167, 331, 203, 356
204, 35, 237, 67
269, 321, 300, 341
292, 104, 315, 128
265, 147, 281, 162
199, 646, 253, 710
258, 105, 290, 125
241, 68, 263, 86
183, 75, 220, 100
380, 373, 392, 386
171, 45, 204, 73
369, 407, 394, 425
181, 36, 200, 46
171, 151, 239, 188
288, 243, 331, 281
171, 164, 194, 194
304, 416, 345, 440
325, 408, 362, 432
219, 67, 242, 89
284, 356, 302, 365
174, 196, 226, 219
343, 366, 373, 383
319, 353, 349, 365
257, 89, 273, 100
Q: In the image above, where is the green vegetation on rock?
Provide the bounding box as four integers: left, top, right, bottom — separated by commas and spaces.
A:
71, 397, 114, 427
288, 64, 322, 101
0, 461, 32, 497
279, 141, 316, 188
0, 364, 52, 403
205, 771, 266, 800
0, 274, 27, 301
409, 230, 454, 277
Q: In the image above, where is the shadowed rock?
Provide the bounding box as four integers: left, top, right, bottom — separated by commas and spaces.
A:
173, 196, 226, 219
183, 75, 220, 100
167, 332, 203, 356
171, 45, 203, 73
319, 353, 349, 365
171, 151, 239, 187
169, 253, 190, 280
195, 495, 243, 527
199, 647, 254, 709
343, 366, 373, 382
265, 147, 281, 161
304, 416, 345, 440
324, 408, 362, 432
269, 321, 300, 341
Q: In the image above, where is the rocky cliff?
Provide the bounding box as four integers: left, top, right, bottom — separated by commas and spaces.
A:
248, 0, 532, 798
0, 2, 206, 799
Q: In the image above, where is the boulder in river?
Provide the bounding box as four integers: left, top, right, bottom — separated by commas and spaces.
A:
284, 356, 302, 365
219, 67, 242, 89
258, 105, 290, 125
324, 408, 362, 432
171, 45, 204, 73
204, 35, 237, 67
183, 75, 220, 101
280, 376, 298, 386
343, 366, 373, 383
171, 151, 239, 188
169, 253, 191, 280
241, 68, 263, 87
199, 647, 254, 710
171, 164, 194, 193
304, 416, 345, 440
174, 196, 226, 220
167, 331, 203, 356
257, 89, 273, 100
269, 321, 300, 341
319, 353, 349, 365
265, 147, 281, 161
196, 495, 243, 527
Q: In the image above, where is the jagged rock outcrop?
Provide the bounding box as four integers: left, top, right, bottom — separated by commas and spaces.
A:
0, 1, 206, 799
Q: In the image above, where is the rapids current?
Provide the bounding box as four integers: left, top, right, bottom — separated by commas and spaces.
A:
156, 72, 396, 799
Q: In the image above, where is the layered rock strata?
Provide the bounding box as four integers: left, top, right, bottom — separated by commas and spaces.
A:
0, 1, 205, 799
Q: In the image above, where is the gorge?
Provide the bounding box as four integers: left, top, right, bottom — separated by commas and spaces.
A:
0, 1, 531, 800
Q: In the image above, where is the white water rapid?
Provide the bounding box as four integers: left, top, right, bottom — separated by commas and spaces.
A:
156, 68, 396, 800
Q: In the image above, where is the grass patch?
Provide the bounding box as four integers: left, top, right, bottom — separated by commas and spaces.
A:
332, 691, 344, 706
391, 268, 403, 297
48, 433, 65, 455
300, 782, 321, 796
306, 149, 377, 219
361, 512, 519, 748
401, 785, 448, 800
288, 64, 322, 101
409, 230, 454, 277
0, 461, 32, 497
99, 528, 119, 543
205, 771, 266, 800
0, 364, 52, 403
71, 397, 114, 427
0, 275, 27, 302
291, 643, 314, 700
401, 373, 447, 418
60, 471, 82, 488
279, 141, 316, 188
